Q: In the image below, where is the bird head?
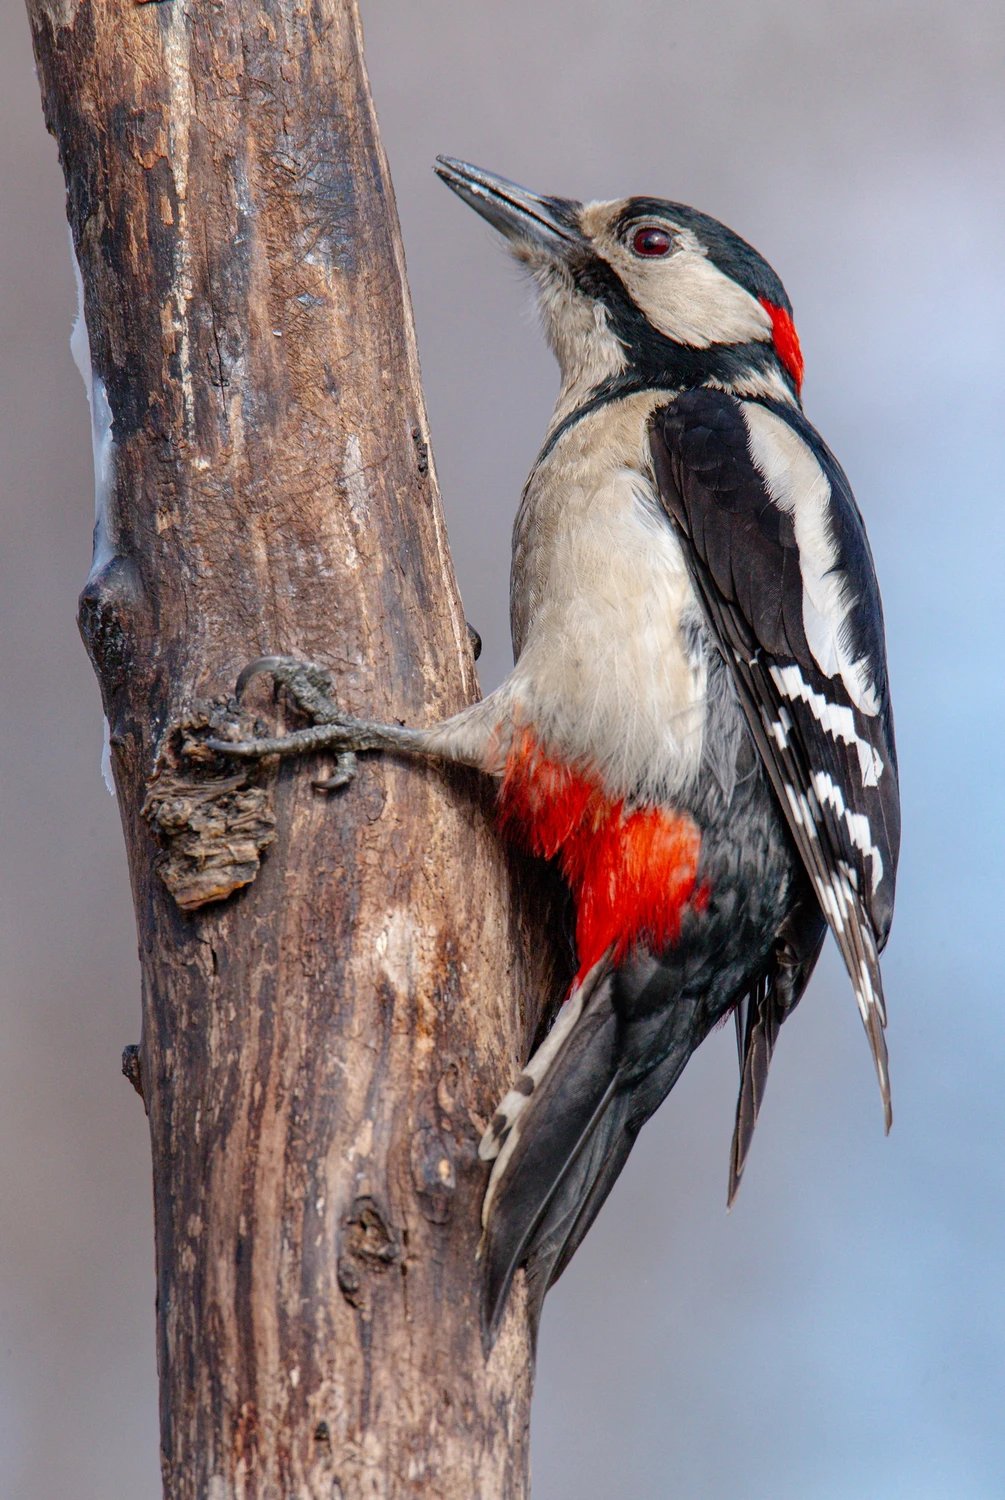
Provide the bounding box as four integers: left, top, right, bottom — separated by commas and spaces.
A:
435, 157, 804, 409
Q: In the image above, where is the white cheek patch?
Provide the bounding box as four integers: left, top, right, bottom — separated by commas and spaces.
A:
769, 663, 885, 786
619, 248, 773, 349
741, 402, 878, 716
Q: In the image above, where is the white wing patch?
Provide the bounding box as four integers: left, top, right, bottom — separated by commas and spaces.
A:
810, 863, 887, 1031
782, 781, 821, 839
767, 705, 793, 750
811, 870, 850, 933
810, 771, 884, 894
769, 663, 885, 785
740, 402, 878, 716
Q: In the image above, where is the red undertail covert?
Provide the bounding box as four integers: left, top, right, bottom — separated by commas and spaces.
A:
498, 727, 705, 981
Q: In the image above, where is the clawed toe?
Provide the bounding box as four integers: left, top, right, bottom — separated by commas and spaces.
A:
235, 655, 339, 724
200, 654, 355, 773
313, 750, 358, 792
206, 722, 351, 762
209, 652, 415, 776
234, 655, 297, 701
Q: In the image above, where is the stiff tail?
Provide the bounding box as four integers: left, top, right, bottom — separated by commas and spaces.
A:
479, 954, 703, 1346
479, 958, 621, 1346
728, 888, 827, 1205
729, 973, 784, 1208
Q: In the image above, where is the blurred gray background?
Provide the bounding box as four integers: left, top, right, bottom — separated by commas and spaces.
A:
2, 1, 1003, 1495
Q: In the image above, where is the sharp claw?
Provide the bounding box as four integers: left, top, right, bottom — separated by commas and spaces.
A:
235, 655, 337, 729
313, 750, 358, 792
220, 657, 353, 766
235, 656, 295, 701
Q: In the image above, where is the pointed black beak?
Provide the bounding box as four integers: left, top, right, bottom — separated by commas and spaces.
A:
434, 157, 583, 255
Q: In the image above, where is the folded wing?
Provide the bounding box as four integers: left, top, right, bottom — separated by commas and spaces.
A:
650, 389, 900, 1128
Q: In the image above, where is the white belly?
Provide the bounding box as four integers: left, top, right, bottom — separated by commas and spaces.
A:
508, 413, 707, 804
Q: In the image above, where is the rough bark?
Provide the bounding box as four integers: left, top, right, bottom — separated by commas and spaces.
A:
27, 1, 566, 1495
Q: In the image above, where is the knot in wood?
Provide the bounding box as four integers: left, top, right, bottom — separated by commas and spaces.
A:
410, 1124, 457, 1224
77, 557, 141, 694
142, 699, 277, 910
121, 1043, 145, 1103
411, 425, 429, 476
409, 1064, 484, 1224
336, 1196, 400, 1311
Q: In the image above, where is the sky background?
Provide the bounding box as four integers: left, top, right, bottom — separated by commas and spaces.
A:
2, 1, 1004, 1496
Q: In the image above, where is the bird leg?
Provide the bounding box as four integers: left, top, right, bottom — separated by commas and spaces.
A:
207, 655, 441, 792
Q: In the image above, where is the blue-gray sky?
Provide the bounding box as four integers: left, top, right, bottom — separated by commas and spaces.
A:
2, 2, 1003, 1495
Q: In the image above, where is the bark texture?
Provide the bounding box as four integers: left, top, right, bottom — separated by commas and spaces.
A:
27, 1, 566, 1494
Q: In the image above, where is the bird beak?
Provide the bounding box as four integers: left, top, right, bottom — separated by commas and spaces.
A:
434, 157, 583, 256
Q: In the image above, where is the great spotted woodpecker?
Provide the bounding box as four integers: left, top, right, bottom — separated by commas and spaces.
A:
214, 159, 900, 1343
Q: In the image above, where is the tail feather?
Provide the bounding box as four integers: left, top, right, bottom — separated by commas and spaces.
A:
729, 973, 781, 1207
480, 958, 707, 1346
728, 889, 827, 1205
521, 1089, 637, 1334
480, 967, 623, 1345
541, 1106, 637, 1294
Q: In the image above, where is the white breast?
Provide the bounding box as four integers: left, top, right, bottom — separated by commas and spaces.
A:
507, 394, 707, 804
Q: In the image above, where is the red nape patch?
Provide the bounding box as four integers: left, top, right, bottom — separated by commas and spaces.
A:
498, 728, 705, 982
760, 298, 805, 393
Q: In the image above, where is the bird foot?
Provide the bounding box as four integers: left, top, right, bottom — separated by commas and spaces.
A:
235, 655, 341, 722
207, 655, 364, 791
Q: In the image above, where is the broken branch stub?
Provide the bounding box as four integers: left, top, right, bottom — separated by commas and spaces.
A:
142, 701, 278, 911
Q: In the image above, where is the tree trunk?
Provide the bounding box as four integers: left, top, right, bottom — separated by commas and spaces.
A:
26, 1, 565, 1494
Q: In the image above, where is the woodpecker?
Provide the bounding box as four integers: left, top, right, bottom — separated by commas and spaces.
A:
214, 159, 900, 1344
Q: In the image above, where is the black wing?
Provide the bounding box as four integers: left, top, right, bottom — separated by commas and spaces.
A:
650, 388, 900, 1127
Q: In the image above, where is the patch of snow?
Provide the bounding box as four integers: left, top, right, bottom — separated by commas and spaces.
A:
70, 231, 115, 581
71, 235, 119, 799
101, 716, 116, 799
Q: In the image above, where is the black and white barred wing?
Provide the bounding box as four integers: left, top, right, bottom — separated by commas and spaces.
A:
650, 388, 900, 1126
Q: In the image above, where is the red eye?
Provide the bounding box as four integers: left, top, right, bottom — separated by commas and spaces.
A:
631, 226, 673, 257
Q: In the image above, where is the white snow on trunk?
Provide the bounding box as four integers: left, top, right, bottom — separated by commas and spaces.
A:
71, 233, 118, 798
70, 231, 115, 581
101, 715, 116, 799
